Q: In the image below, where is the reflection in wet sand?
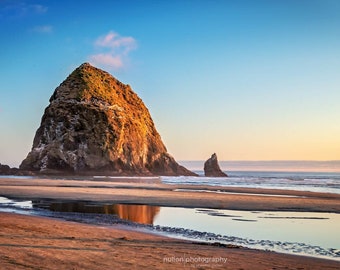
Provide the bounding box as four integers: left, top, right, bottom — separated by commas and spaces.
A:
32, 201, 160, 225
114, 204, 160, 224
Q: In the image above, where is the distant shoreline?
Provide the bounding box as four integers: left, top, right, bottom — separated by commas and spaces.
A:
179, 160, 340, 172
4, 160, 340, 173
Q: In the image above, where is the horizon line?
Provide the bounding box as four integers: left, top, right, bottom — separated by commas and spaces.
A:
179, 160, 340, 162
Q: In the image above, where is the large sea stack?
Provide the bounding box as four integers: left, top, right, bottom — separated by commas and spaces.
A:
20, 63, 196, 176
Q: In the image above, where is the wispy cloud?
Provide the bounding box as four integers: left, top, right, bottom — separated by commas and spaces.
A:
30, 4, 48, 14
89, 54, 123, 69
94, 31, 136, 52
31, 24, 53, 33
1, 2, 48, 19
88, 31, 137, 70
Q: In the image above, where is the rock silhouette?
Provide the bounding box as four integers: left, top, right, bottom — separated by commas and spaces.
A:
20, 63, 196, 176
0, 163, 11, 175
0, 163, 32, 176
204, 153, 228, 177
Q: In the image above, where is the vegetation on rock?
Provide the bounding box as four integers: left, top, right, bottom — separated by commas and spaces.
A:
21, 63, 195, 176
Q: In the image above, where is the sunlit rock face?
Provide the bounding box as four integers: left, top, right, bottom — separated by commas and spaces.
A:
204, 153, 228, 177
20, 63, 196, 176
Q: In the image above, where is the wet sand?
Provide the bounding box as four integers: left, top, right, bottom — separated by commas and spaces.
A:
1, 212, 339, 270
0, 177, 339, 212
1, 177, 340, 269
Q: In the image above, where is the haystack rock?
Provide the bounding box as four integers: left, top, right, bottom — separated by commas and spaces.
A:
20, 63, 196, 176
204, 153, 228, 177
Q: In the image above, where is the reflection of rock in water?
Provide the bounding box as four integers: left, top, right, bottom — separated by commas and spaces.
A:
113, 204, 159, 224
32, 201, 159, 225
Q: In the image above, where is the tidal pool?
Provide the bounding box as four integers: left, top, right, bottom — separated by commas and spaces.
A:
1, 197, 339, 260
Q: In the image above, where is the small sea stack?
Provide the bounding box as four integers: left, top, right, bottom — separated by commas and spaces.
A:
204, 153, 228, 177
20, 63, 196, 176
0, 163, 33, 176
0, 163, 12, 175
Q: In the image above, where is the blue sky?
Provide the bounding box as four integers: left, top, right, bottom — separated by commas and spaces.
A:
1, 0, 340, 167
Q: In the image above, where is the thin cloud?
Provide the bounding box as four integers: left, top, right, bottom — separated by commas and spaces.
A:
88, 31, 137, 70
89, 54, 123, 69
31, 25, 53, 33
95, 31, 137, 53
31, 4, 48, 14
1, 2, 48, 19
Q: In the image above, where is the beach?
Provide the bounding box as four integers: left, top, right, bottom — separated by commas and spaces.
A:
0, 177, 340, 269
1, 212, 340, 270
0, 177, 339, 212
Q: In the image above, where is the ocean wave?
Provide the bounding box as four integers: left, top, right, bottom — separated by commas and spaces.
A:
161, 171, 340, 194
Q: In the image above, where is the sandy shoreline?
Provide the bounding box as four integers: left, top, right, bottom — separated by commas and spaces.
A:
1, 177, 340, 269
1, 212, 339, 269
0, 177, 339, 212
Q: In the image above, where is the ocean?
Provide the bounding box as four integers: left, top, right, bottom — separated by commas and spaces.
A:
180, 160, 340, 173
170, 160, 340, 194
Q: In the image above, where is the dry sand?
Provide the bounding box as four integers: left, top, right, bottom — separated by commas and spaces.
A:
1, 213, 339, 270
0, 177, 340, 269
